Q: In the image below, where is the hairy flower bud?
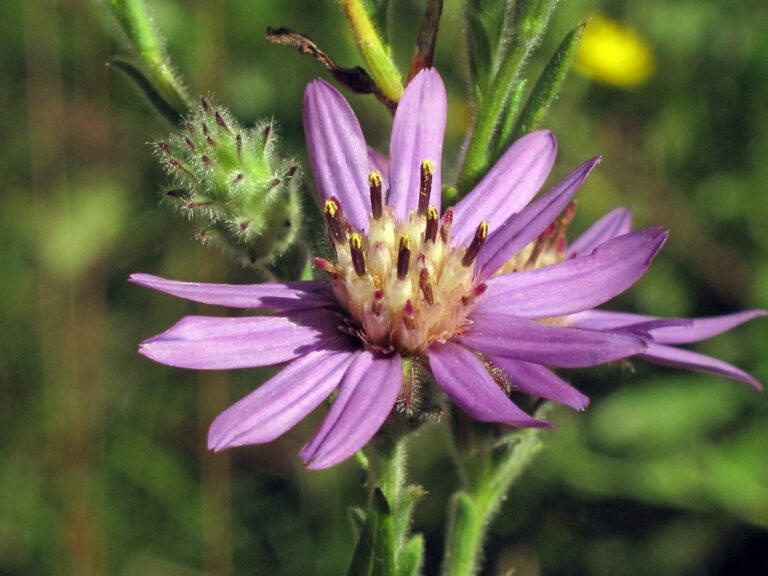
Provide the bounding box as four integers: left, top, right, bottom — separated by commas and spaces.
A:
156, 98, 302, 268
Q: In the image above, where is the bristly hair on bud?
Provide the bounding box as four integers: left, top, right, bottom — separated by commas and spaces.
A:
155, 97, 302, 270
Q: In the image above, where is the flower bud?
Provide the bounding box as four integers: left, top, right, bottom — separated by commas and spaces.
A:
156, 98, 302, 267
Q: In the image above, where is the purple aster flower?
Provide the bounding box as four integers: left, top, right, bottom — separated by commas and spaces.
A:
130, 69, 760, 469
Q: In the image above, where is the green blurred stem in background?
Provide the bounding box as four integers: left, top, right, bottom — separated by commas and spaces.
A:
104, 0, 191, 118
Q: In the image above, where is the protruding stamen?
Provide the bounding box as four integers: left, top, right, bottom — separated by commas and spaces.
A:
403, 300, 416, 330
527, 222, 556, 267
419, 268, 434, 305
349, 233, 366, 276
397, 235, 412, 280
418, 160, 435, 216
312, 257, 337, 275
372, 289, 384, 315
461, 283, 487, 306
462, 221, 488, 267
554, 202, 576, 258
562, 201, 577, 224
556, 234, 567, 258
324, 198, 347, 243
369, 171, 383, 219
425, 205, 439, 244
201, 97, 212, 112
440, 207, 454, 243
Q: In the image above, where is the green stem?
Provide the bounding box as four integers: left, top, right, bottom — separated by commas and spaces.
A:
337, 0, 403, 102
105, 0, 190, 117
348, 432, 424, 576
442, 406, 551, 576
369, 434, 407, 556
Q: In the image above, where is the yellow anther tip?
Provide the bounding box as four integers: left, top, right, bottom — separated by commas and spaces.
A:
350, 233, 362, 248
427, 205, 439, 219
324, 199, 338, 216
369, 171, 382, 186
421, 159, 435, 174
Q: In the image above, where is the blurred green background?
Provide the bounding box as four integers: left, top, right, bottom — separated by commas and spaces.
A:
2, 0, 767, 574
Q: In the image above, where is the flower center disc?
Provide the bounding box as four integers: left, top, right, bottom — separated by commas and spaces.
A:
316, 168, 487, 355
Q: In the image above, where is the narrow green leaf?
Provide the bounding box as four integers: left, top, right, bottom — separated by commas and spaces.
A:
490, 79, 527, 162
457, 0, 558, 195
466, 13, 492, 102
465, 0, 508, 101
393, 484, 426, 545
510, 22, 584, 142
397, 535, 424, 576
346, 508, 376, 576
349, 506, 368, 539
441, 185, 458, 207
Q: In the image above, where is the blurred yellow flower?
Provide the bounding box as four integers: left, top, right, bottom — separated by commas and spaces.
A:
574, 15, 655, 89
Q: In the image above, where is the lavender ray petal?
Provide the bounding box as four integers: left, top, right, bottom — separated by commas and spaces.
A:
567, 207, 633, 257
427, 342, 550, 427
368, 147, 390, 189
486, 355, 590, 410
388, 69, 446, 219
208, 349, 357, 451
568, 309, 765, 345
566, 309, 655, 330
300, 351, 402, 469
642, 343, 762, 390
129, 273, 335, 309
452, 131, 557, 245
475, 228, 667, 318
138, 309, 345, 370
647, 310, 766, 344
463, 312, 647, 367
476, 156, 601, 281
304, 79, 370, 230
